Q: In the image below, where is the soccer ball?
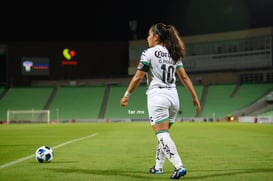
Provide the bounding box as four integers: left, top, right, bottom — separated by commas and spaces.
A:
35, 146, 54, 163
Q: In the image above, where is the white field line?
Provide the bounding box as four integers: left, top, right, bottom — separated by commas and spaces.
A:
0, 133, 98, 169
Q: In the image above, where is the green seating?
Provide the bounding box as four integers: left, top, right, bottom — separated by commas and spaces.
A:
105, 85, 148, 119
1, 83, 272, 122
231, 83, 273, 109
0, 87, 53, 120
176, 84, 203, 117
49, 86, 105, 120
202, 84, 238, 119
202, 83, 273, 119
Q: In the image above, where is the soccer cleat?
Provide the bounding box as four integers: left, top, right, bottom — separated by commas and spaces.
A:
149, 165, 164, 174
170, 167, 187, 179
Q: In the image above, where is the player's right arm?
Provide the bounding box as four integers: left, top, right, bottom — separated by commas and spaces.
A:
120, 70, 145, 107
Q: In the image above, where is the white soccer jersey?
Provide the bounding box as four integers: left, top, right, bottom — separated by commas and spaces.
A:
137, 45, 183, 124
138, 45, 183, 90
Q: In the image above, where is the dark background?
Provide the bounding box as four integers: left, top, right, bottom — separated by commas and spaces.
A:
0, 0, 272, 86
0, 0, 272, 41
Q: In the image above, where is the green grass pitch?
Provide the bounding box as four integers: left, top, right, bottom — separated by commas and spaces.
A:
0, 122, 273, 181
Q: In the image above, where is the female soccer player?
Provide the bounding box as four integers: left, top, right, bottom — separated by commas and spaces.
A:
120, 23, 201, 179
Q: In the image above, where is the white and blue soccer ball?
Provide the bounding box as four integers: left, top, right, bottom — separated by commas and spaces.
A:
35, 145, 54, 163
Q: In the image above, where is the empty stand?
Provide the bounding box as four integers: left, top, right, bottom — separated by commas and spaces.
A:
1, 83, 272, 122
176, 84, 204, 118
105, 85, 148, 120
0, 87, 53, 121
202, 83, 273, 119
49, 86, 105, 121
202, 84, 238, 119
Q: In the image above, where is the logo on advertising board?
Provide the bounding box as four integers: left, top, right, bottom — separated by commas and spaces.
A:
62, 48, 78, 65
21, 57, 49, 76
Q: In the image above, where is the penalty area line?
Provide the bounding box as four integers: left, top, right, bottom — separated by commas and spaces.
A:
0, 133, 98, 169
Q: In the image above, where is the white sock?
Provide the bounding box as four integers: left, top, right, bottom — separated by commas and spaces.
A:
156, 132, 183, 169
155, 140, 166, 170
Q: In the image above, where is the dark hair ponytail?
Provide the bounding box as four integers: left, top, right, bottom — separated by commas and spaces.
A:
152, 23, 185, 62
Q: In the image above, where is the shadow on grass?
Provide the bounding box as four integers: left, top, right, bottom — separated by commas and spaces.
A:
48, 167, 273, 180
187, 168, 273, 180
47, 167, 167, 180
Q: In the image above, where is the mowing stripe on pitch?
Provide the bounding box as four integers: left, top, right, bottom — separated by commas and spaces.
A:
0, 133, 98, 169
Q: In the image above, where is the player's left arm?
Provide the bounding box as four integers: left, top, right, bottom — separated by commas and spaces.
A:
176, 67, 201, 112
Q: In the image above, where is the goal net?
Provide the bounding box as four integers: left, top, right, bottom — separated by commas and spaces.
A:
7, 110, 50, 124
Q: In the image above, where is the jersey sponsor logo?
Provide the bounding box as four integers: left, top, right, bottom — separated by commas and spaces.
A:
154, 50, 170, 58
154, 50, 173, 64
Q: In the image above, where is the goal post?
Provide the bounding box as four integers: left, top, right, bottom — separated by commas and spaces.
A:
7, 110, 50, 124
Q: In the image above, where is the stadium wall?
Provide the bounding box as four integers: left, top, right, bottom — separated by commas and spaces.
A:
1, 41, 129, 86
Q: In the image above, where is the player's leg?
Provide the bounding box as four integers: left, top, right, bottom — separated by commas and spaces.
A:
155, 129, 187, 179
147, 88, 185, 178
151, 92, 183, 169
155, 129, 183, 169
147, 90, 169, 174
167, 95, 187, 179
149, 140, 166, 174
